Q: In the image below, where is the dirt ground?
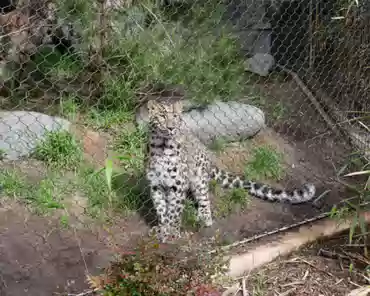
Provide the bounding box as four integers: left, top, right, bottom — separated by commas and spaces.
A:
0, 77, 359, 295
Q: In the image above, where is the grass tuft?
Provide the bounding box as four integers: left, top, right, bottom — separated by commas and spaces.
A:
113, 127, 147, 174
29, 178, 65, 214
181, 200, 199, 229
245, 146, 284, 181
33, 130, 83, 169
0, 170, 30, 197
213, 186, 250, 218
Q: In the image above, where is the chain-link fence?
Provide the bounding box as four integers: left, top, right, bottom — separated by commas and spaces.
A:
0, 0, 369, 294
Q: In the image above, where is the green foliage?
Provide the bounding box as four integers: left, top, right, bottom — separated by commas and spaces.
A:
89, 237, 228, 295
0, 170, 65, 213
28, 178, 65, 214
33, 130, 83, 169
59, 95, 80, 121
85, 108, 134, 130
113, 127, 147, 174
0, 170, 30, 197
245, 146, 284, 181
103, 0, 245, 108
79, 164, 144, 217
181, 200, 199, 229
334, 155, 370, 257
98, 76, 138, 111
78, 166, 113, 216
32, 47, 83, 79
213, 186, 250, 218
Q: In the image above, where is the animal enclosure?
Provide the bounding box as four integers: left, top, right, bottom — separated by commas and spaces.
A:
0, 0, 369, 295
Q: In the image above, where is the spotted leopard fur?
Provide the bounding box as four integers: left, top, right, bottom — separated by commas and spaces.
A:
145, 97, 316, 242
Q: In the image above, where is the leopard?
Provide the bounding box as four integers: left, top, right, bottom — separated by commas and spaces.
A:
145, 97, 316, 242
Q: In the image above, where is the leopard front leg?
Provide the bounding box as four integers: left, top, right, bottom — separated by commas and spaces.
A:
150, 184, 167, 226
191, 180, 213, 227
166, 186, 186, 238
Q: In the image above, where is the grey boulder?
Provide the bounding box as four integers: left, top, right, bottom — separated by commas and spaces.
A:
136, 100, 265, 144
0, 111, 71, 160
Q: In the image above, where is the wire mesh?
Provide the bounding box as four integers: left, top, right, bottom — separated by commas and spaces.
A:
0, 0, 369, 294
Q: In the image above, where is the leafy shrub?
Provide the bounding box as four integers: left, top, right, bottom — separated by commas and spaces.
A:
88, 237, 229, 296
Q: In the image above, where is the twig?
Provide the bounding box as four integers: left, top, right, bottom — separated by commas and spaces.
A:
208, 212, 330, 254
296, 257, 336, 278
340, 249, 370, 265
280, 287, 297, 296
358, 121, 370, 133
241, 278, 248, 296
318, 248, 351, 261
68, 288, 100, 296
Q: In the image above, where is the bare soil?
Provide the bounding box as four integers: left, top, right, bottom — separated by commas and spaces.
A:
0, 77, 359, 295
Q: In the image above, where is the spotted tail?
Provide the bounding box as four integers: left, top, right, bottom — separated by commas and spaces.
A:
210, 167, 316, 204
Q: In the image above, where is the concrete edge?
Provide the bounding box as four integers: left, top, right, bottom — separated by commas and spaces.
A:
226, 211, 370, 278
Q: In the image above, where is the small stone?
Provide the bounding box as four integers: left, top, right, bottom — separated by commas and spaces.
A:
244, 53, 275, 77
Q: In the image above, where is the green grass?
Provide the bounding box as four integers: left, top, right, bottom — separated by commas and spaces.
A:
181, 200, 199, 229
27, 0, 247, 137
106, 25, 245, 107
59, 95, 80, 121
248, 93, 287, 121
0, 170, 30, 197
28, 178, 65, 214
113, 127, 147, 174
78, 165, 145, 218
0, 170, 66, 213
59, 214, 70, 229
101, 0, 246, 108
85, 108, 134, 130
208, 137, 228, 152
32, 47, 83, 79
250, 272, 268, 296
0, 149, 6, 160
77, 166, 113, 217
33, 130, 83, 169
212, 184, 250, 218
245, 146, 285, 181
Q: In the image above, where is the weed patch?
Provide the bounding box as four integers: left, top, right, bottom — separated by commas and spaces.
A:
0, 169, 67, 213
85, 108, 134, 130
181, 200, 199, 229
88, 237, 229, 296
113, 127, 147, 174
33, 130, 83, 169
213, 184, 250, 218
59, 95, 80, 121
78, 165, 144, 218
209, 137, 228, 152
28, 178, 65, 214
0, 170, 30, 197
32, 47, 83, 79
245, 146, 284, 181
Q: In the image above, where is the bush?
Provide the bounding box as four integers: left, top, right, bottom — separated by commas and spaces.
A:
88, 237, 229, 296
